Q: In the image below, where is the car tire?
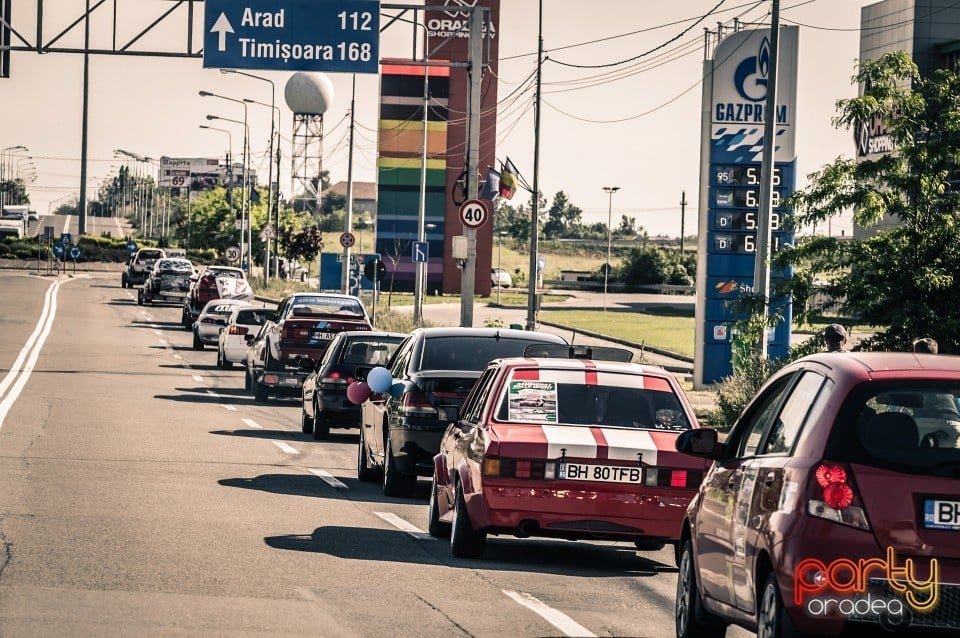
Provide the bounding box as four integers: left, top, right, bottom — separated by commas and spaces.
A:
428, 472, 451, 538
301, 408, 314, 435
676, 540, 727, 638
218, 349, 232, 370
192, 331, 204, 351
382, 434, 416, 497
450, 482, 486, 558
634, 538, 667, 551
180, 307, 191, 328
254, 377, 269, 402
137, 290, 143, 306
757, 572, 800, 638
312, 401, 330, 440
357, 427, 378, 482
244, 368, 251, 390
122, 275, 128, 288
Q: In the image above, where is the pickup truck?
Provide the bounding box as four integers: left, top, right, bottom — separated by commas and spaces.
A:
246, 292, 372, 402
0, 207, 27, 239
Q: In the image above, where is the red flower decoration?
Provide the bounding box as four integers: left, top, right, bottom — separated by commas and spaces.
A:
815, 464, 847, 488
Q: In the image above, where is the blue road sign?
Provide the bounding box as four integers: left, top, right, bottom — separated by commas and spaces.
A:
203, 0, 380, 73
60, 232, 72, 246
70, 246, 81, 260
125, 240, 138, 254
412, 241, 429, 263
52, 242, 65, 258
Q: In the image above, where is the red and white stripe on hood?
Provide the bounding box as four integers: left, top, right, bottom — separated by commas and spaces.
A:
216, 276, 252, 299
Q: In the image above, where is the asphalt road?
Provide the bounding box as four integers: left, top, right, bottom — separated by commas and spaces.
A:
0, 271, 750, 637
27, 213, 130, 240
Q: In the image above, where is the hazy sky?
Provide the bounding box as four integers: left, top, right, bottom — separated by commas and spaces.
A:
2, 0, 869, 237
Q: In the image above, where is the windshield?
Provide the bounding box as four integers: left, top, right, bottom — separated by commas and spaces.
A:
234, 308, 272, 326
827, 381, 960, 477
493, 369, 691, 430
418, 336, 562, 372
285, 296, 364, 318
339, 337, 404, 366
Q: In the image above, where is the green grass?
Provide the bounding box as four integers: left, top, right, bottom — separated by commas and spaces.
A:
539, 308, 696, 357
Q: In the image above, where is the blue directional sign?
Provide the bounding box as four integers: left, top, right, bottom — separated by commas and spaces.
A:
70, 246, 81, 260
412, 241, 429, 263
125, 240, 138, 255
52, 242, 66, 258
60, 232, 72, 246
203, 0, 380, 73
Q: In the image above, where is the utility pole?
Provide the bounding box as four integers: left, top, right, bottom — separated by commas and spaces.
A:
78, 0, 90, 236
526, 0, 544, 331
680, 190, 687, 257
459, 9, 483, 327
341, 74, 357, 295
752, 0, 781, 357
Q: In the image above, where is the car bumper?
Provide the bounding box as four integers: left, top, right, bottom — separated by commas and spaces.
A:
316, 390, 362, 427
223, 341, 249, 363
126, 272, 149, 284
196, 326, 223, 344
259, 370, 309, 393
469, 481, 692, 540
390, 424, 447, 476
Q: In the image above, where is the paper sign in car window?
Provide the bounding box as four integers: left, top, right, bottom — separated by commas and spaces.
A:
508, 380, 558, 423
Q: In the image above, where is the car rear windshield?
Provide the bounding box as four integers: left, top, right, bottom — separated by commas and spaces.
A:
287, 296, 364, 317
138, 250, 163, 260
206, 303, 240, 316
493, 369, 691, 431
235, 309, 272, 326
826, 381, 960, 477
418, 336, 561, 372
206, 268, 243, 279
340, 337, 404, 366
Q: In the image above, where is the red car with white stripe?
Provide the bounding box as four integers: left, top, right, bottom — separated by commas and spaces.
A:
429, 348, 711, 559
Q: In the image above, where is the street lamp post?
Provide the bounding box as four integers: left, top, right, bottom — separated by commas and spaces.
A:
602, 186, 620, 312
200, 124, 235, 253
244, 97, 280, 283
1, 145, 28, 210
201, 90, 251, 272
222, 68, 279, 279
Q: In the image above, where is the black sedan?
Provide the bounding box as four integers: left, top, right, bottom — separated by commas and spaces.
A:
300, 331, 405, 440
357, 327, 567, 497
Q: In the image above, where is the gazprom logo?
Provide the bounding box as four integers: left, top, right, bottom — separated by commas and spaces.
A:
735, 37, 770, 101
715, 36, 788, 124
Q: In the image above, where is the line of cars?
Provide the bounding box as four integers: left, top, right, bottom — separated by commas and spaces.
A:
122, 257, 960, 637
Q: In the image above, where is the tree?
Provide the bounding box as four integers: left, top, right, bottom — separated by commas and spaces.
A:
778, 51, 960, 352
541, 191, 582, 239
617, 214, 637, 237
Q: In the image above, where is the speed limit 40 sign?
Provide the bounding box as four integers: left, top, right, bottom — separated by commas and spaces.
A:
459, 199, 489, 229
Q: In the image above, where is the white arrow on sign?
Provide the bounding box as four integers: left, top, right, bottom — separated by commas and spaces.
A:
211, 13, 235, 52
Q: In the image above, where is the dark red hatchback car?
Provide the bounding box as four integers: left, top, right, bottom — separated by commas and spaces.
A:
675, 352, 960, 638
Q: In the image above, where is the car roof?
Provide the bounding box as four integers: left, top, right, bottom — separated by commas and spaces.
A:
793, 351, 960, 378
203, 265, 243, 273
287, 292, 363, 302
494, 356, 673, 378
338, 330, 406, 339
409, 327, 566, 341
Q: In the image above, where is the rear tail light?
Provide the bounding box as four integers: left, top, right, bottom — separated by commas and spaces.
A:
201, 276, 214, 286
200, 317, 218, 324
806, 461, 871, 530
399, 387, 437, 417
228, 325, 249, 336
482, 457, 556, 480
643, 467, 703, 488
281, 324, 311, 340
319, 370, 353, 390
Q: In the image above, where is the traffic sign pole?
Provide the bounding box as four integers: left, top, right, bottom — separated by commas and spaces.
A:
459, 12, 483, 328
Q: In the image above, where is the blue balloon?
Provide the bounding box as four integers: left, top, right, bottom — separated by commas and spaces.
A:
389, 382, 406, 398
367, 366, 393, 393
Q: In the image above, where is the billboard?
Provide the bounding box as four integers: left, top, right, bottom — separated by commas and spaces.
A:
695, 26, 799, 386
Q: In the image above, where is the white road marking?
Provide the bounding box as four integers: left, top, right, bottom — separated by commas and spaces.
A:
222, 404, 238, 412
192, 375, 205, 384
306, 468, 348, 489
153, 329, 163, 336
0, 279, 68, 429
374, 512, 435, 541
113, 215, 123, 237
62, 216, 70, 234
204, 389, 237, 411
172, 353, 183, 360
502, 591, 596, 638
273, 441, 299, 455
241, 418, 262, 429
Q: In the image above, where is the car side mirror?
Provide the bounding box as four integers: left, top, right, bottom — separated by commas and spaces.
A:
244, 334, 254, 344
675, 429, 721, 459
354, 365, 372, 382
437, 405, 458, 425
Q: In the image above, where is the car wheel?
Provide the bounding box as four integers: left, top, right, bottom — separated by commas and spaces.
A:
192, 331, 204, 351
218, 349, 232, 369
137, 290, 143, 306
244, 368, 251, 390
312, 401, 330, 440
301, 407, 314, 435
357, 427, 379, 482
634, 538, 667, 551
757, 572, 800, 638
676, 540, 727, 638
254, 376, 269, 402
122, 275, 128, 288
382, 433, 416, 497
428, 472, 451, 538
180, 308, 190, 328
450, 482, 486, 558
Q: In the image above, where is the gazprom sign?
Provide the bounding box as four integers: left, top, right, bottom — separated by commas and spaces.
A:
694, 26, 800, 387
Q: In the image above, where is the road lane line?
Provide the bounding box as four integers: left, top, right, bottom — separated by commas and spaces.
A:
374, 512, 435, 541
0, 279, 68, 429
192, 375, 205, 384
306, 468, 348, 489
241, 418, 262, 429
172, 353, 183, 360
501, 591, 596, 638
0, 279, 56, 401
204, 389, 237, 411
273, 441, 299, 455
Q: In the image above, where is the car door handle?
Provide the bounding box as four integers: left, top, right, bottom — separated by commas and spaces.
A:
763, 471, 776, 486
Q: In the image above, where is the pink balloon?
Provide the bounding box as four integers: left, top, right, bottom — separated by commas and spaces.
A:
346, 381, 372, 404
